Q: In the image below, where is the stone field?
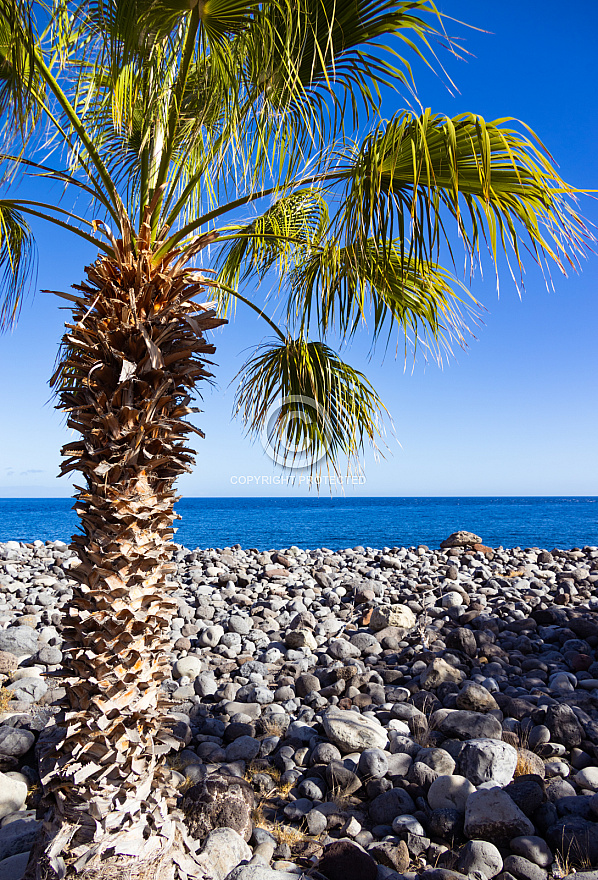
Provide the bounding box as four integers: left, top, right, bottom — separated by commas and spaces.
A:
1, 533, 598, 880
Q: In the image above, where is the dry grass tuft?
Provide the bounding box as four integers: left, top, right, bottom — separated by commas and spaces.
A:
0, 688, 13, 712
260, 715, 289, 737
514, 748, 539, 777
553, 833, 592, 877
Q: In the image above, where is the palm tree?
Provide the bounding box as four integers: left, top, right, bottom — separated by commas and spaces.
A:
0, 1, 588, 878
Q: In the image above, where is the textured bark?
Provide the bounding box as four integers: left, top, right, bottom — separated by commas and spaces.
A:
25, 221, 225, 880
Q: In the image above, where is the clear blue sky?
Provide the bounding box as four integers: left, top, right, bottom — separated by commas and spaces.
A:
1, 0, 596, 498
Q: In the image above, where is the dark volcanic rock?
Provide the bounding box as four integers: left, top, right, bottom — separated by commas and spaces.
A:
181, 773, 255, 842
318, 840, 378, 880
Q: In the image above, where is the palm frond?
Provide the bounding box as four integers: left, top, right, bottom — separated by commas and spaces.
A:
234, 337, 387, 474
289, 238, 478, 359
338, 110, 590, 286
0, 202, 36, 328
215, 189, 328, 302
0, 0, 45, 148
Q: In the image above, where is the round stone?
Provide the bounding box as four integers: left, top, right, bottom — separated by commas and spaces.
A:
392, 815, 425, 836
173, 655, 203, 680
228, 615, 252, 635
358, 748, 389, 779
35, 645, 63, 666
574, 767, 598, 791
428, 774, 475, 813
197, 625, 224, 648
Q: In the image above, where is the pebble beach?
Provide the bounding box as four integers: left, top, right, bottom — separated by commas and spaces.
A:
1, 534, 598, 880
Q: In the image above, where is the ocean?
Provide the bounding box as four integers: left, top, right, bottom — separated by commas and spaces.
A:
0, 496, 596, 550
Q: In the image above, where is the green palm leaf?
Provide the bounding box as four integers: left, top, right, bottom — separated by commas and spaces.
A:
234, 337, 387, 474
289, 238, 478, 358
339, 110, 589, 283
0, 202, 36, 327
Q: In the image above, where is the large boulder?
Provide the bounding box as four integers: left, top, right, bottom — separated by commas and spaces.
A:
181, 774, 254, 842
0, 627, 38, 656
438, 711, 502, 741
369, 605, 416, 634
198, 827, 252, 880
0, 772, 27, 820
440, 531, 482, 549
459, 739, 518, 787
317, 840, 378, 880
464, 788, 534, 844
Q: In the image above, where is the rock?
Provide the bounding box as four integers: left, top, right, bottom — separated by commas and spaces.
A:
321, 708, 387, 753
440, 532, 482, 549
457, 840, 503, 879
197, 625, 225, 648
34, 646, 62, 666
181, 774, 254, 842
173, 656, 204, 679
421, 659, 463, 690
0, 729, 34, 759
284, 630, 317, 651
318, 840, 378, 880
464, 788, 534, 844
0, 817, 40, 863
428, 776, 475, 813
368, 840, 410, 873
428, 808, 464, 841
502, 855, 547, 880
438, 711, 502, 740
456, 683, 498, 713
199, 827, 252, 880
225, 865, 299, 880
545, 816, 598, 865
392, 815, 425, 836
194, 673, 218, 698
225, 736, 260, 763
5, 678, 47, 703
369, 788, 415, 826
508, 837, 552, 868
0, 628, 38, 656
0, 653, 18, 675
0, 851, 30, 880
459, 739, 518, 787
326, 762, 361, 796
358, 749, 389, 779
369, 604, 416, 634
0, 773, 27, 820
418, 748, 456, 776
545, 704, 583, 748
574, 767, 598, 791
328, 640, 361, 661
504, 780, 545, 817
515, 749, 545, 779
295, 674, 320, 697
446, 628, 477, 657
306, 808, 328, 835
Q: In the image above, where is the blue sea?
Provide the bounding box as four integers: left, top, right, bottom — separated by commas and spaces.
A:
0, 497, 596, 550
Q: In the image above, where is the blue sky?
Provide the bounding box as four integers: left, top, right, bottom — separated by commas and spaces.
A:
0, 0, 596, 498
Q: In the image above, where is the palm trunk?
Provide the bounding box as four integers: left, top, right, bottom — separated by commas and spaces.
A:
25, 222, 225, 880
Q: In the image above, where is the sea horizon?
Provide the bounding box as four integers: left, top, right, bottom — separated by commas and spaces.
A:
0, 495, 596, 551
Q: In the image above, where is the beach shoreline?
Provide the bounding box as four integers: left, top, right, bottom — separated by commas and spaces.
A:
1, 537, 598, 878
